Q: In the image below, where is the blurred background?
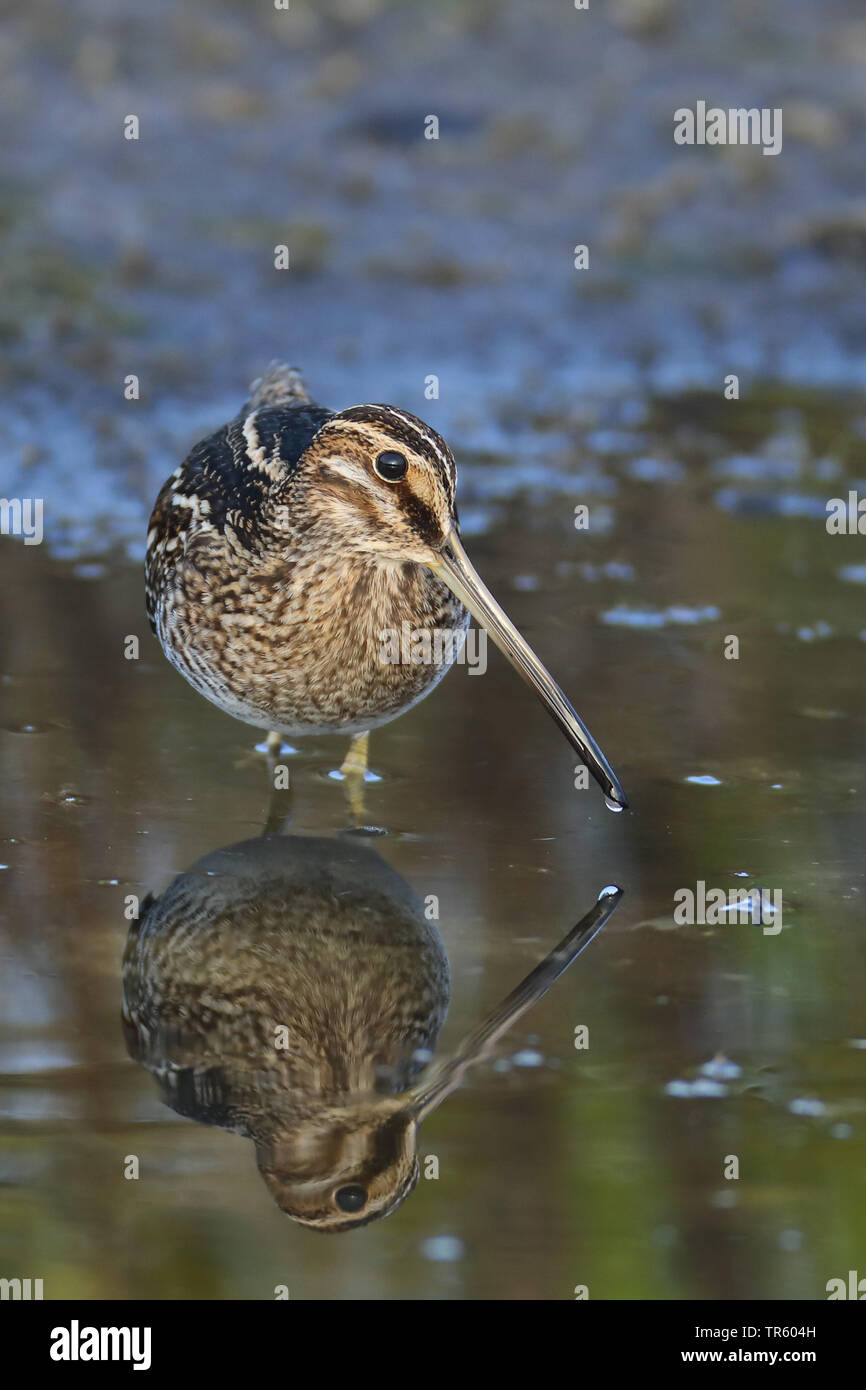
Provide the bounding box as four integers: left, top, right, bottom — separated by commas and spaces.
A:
1, 0, 866, 1299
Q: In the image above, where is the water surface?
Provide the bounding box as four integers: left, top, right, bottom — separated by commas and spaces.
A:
2, 0, 866, 1301
2, 388, 865, 1299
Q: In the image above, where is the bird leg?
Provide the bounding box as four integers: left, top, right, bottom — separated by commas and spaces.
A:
265, 730, 283, 759
339, 731, 370, 824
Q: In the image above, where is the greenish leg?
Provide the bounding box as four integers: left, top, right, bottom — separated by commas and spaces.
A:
339, 730, 370, 824
265, 730, 283, 759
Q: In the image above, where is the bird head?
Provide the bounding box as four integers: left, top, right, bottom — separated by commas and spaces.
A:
296, 403, 458, 566
252, 1098, 420, 1232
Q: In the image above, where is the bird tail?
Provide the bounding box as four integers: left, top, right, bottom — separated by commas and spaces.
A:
248, 362, 313, 408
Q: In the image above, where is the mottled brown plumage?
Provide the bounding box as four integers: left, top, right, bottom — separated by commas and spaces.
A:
122, 832, 623, 1232
122, 834, 450, 1231
145, 364, 628, 808
146, 365, 468, 738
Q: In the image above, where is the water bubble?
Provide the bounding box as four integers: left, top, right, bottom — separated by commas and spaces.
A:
665, 1080, 690, 1097
700, 1053, 742, 1080
711, 1189, 738, 1209
601, 604, 720, 629
796, 621, 832, 642
665, 1078, 728, 1098
778, 1229, 804, 1253
421, 1235, 465, 1263
512, 1049, 545, 1068
604, 796, 625, 813
789, 1097, 826, 1118
601, 607, 666, 629
830, 1123, 853, 1140
666, 605, 721, 625
597, 884, 621, 901
43, 787, 90, 807
603, 561, 635, 580
685, 775, 722, 786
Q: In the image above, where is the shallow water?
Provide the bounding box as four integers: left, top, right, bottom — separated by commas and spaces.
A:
2, 386, 865, 1299
4, 0, 866, 1302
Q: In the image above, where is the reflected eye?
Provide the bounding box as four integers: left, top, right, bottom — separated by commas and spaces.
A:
334, 1184, 367, 1213
374, 450, 408, 482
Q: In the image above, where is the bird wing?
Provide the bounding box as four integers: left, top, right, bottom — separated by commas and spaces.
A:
145, 395, 332, 633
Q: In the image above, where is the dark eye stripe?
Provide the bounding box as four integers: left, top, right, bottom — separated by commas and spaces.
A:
399, 495, 442, 545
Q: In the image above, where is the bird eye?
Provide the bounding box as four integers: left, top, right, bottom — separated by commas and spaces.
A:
334, 1184, 368, 1213
374, 450, 408, 482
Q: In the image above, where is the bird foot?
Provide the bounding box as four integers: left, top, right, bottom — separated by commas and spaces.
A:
333, 731, 382, 827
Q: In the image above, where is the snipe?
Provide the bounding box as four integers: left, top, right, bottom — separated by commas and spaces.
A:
145, 364, 627, 810
122, 831, 623, 1230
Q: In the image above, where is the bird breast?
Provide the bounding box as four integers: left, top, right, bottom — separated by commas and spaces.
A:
157, 538, 470, 735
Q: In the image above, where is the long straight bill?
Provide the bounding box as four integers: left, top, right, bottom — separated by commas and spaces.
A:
410, 884, 623, 1121
431, 529, 628, 810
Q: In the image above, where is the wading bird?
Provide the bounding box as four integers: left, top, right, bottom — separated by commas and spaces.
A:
145, 365, 627, 814
122, 831, 622, 1230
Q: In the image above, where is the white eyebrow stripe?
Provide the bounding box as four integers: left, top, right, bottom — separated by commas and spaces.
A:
329, 407, 449, 469
323, 409, 456, 506
321, 419, 419, 462
383, 407, 451, 467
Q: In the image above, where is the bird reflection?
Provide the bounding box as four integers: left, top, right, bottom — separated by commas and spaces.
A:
122, 834, 621, 1231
